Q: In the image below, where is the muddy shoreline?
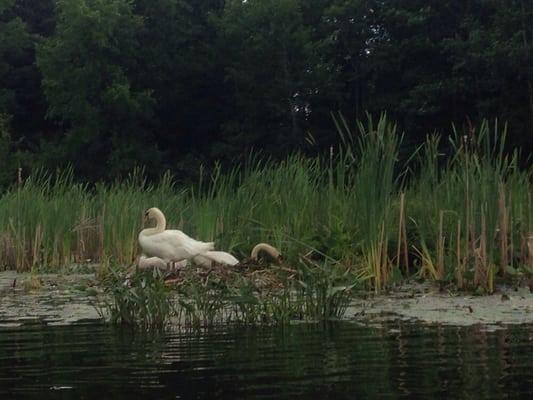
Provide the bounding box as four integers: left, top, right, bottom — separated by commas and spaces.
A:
1, 271, 532, 330
0, 271, 103, 327
346, 281, 533, 331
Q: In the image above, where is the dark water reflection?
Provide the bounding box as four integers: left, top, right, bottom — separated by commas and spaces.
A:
1, 322, 532, 399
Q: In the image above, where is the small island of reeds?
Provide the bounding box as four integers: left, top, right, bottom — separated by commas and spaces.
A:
1, 116, 531, 329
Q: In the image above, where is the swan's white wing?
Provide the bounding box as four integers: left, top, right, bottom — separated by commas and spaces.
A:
139, 230, 214, 261
166, 230, 215, 256
195, 251, 239, 266
139, 232, 187, 260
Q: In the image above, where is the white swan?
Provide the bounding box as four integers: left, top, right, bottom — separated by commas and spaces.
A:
139, 207, 245, 267
138, 207, 215, 262
133, 245, 282, 270
138, 207, 282, 268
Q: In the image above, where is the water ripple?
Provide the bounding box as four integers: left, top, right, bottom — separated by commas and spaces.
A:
0, 322, 533, 399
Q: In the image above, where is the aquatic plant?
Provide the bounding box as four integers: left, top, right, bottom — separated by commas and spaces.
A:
99, 254, 366, 330
0, 115, 530, 296
409, 121, 532, 293
296, 256, 362, 320
175, 267, 228, 327
101, 267, 173, 330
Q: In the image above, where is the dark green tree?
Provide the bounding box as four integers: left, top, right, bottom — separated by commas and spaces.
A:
0, 0, 36, 185
320, 0, 374, 116
0, 0, 530, 186
1, 0, 55, 150
217, 0, 318, 157
37, 0, 160, 179
0, 0, 31, 116
133, 0, 226, 173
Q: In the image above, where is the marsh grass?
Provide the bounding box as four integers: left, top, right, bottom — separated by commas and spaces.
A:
0, 115, 531, 296
102, 267, 173, 330
409, 121, 532, 293
102, 256, 361, 329
296, 256, 362, 320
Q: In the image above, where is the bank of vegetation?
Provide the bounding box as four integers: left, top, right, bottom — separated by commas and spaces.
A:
2, 116, 531, 298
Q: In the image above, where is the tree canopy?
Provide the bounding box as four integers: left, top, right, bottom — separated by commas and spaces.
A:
0, 0, 531, 185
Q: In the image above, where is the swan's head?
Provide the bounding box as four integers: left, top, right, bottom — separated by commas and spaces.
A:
141, 207, 166, 233
144, 207, 163, 222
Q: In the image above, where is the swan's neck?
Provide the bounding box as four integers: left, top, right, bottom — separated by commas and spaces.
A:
142, 209, 166, 236
251, 243, 281, 261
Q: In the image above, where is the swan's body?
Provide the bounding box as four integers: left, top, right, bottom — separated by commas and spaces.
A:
138, 208, 215, 262
139, 228, 215, 261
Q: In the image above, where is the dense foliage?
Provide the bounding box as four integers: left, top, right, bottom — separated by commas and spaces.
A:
1, 0, 532, 185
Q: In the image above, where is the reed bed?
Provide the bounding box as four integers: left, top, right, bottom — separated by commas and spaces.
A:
0, 115, 531, 295
102, 256, 362, 329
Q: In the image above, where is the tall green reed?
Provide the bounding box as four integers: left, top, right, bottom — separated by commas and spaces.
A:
333, 113, 403, 290
409, 121, 532, 292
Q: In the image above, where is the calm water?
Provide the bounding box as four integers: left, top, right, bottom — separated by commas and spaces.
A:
1, 321, 532, 399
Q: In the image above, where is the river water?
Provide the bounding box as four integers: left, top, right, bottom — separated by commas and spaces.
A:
1, 321, 532, 399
